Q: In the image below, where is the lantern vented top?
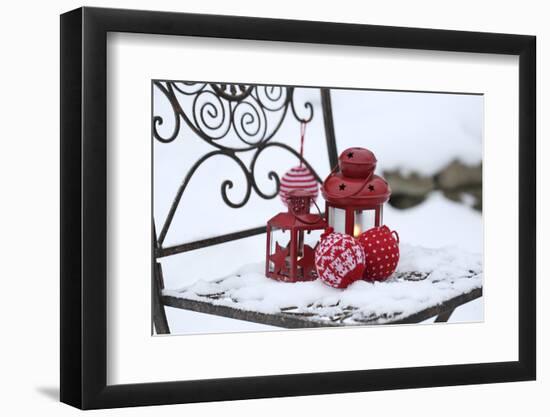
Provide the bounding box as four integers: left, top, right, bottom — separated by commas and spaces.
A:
321, 147, 391, 207
287, 189, 313, 215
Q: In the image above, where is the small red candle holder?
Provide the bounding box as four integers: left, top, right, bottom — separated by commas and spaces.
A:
265, 189, 327, 282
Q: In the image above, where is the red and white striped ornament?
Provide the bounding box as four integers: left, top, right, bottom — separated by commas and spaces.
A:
280, 165, 319, 206
279, 122, 319, 206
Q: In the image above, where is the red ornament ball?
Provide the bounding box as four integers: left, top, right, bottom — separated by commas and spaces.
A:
280, 165, 319, 206
357, 225, 400, 282
314, 230, 366, 288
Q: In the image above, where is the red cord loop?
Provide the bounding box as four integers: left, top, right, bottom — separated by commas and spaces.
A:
299, 122, 306, 167
391, 230, 400, 244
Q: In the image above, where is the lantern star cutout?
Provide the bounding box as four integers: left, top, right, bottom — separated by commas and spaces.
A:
269, 243, 289, 275
297, 245, 317, 279
339, 183, 346, 191
368, 184, 375, 191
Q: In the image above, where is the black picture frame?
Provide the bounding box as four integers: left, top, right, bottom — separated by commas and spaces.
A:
60, 6, 536, 410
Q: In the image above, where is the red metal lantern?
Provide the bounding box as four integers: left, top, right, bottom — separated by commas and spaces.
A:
321, 147, 391, 238
266, 189, 327, 282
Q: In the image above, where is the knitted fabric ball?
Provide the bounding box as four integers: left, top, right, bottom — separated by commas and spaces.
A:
280, 165, 319, 206
314, 231, 366, 289
357, 225, 400, 282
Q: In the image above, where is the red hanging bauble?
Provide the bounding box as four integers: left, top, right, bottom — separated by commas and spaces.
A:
314, 229, 366, 289
356, 225, 400, 282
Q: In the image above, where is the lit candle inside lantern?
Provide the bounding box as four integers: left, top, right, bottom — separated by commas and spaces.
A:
353, 223, 362, 238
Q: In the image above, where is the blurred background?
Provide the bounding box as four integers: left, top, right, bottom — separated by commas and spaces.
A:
153, 84, 483, 333
331, 89, 483, 212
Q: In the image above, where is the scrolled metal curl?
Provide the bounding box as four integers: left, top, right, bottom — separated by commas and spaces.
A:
153, 82, 182, 143
256, 85, 287, 111
231, 98, 267, 145
219, 156, 254, 209
290, 91, 314, 123
172, 82, 207, 95
152, 81, 314, 151
192, 90, 231, 140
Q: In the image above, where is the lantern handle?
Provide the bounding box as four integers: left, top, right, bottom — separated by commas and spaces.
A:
321, 164, 374, 200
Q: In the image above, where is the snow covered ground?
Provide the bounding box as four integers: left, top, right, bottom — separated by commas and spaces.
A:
153, 85, 483, 335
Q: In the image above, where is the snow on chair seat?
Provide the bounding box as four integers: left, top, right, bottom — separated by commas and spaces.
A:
162, 244, 482, 328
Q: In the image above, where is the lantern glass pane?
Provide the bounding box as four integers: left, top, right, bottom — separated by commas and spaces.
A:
353, 209, 376, 237
304, 229, 323, 248
297, 229, 323, 280
328, 206, 346, 234
268, 227, 290, 273
296, 230, 305, 258
296, 230, 304, 278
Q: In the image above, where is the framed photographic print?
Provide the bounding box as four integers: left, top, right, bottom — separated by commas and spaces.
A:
60, 6, 536, 409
